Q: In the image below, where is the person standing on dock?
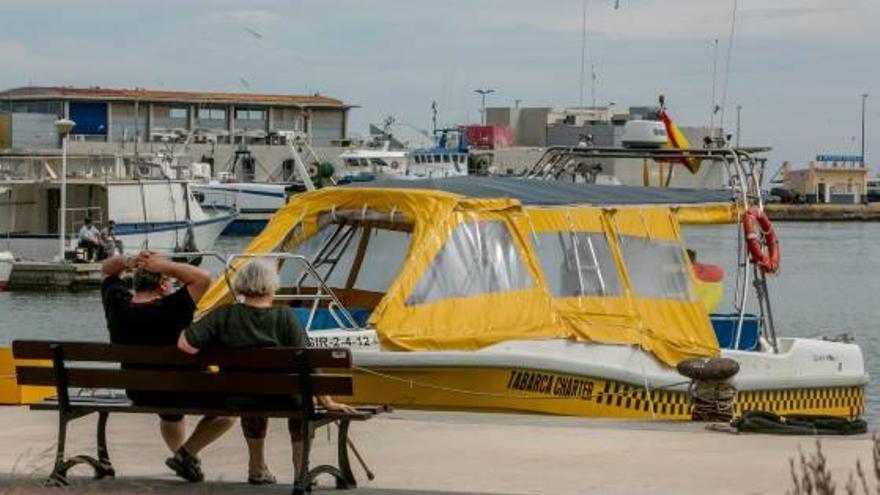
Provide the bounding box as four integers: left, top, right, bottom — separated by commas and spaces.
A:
100, 252, 235, 482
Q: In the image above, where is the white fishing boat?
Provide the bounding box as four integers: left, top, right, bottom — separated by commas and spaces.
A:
197, 145, 867, 421
337, 141, 408, 182
191, 135, 328, 236
0, 154, 235, 261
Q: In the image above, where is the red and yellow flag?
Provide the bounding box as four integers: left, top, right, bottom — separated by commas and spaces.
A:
659, 109, 700, 173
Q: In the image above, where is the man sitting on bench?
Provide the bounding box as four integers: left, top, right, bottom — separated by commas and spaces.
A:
178, 258, 356, 488
101, 252, 235, 482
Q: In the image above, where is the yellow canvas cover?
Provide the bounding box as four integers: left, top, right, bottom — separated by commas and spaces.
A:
198, 186, 721, 367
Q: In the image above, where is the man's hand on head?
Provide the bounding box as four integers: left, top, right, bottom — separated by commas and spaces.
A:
134, 251, 168, 274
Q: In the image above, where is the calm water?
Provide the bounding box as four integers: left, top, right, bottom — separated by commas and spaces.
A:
1, 226, 878, 423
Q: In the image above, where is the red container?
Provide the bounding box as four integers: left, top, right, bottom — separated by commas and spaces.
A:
462, 125, 512, 149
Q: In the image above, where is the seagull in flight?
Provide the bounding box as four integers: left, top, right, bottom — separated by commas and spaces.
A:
240, 25, 263, 39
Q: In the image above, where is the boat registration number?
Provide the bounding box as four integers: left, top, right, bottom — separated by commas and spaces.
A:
308, 334, 378, 348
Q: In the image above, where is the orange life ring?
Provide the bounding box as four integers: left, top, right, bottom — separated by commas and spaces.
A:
742, 207, 780, 273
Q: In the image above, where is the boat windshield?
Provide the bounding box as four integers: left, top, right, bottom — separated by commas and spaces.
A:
277, 211, 413, 326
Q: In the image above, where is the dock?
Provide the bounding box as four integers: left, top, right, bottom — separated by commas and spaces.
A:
0, 407, 873, 494
766, 203, 880, 221
7, 262, 102, 291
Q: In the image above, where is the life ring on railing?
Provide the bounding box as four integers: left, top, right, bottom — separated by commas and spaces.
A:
742, 207, 780, 273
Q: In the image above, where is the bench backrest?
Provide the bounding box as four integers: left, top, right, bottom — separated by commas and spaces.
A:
12, 340, 354, 404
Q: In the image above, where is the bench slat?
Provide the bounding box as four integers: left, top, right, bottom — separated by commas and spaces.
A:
12, 341, 352, 369
29, 398, 380, 420
17, 367, 353, 396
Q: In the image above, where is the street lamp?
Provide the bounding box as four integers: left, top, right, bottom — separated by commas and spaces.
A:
474, 88, 495, 125
861, 93, 868, 167
54, 118, 75, 262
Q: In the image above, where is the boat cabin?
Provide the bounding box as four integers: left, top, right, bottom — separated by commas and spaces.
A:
199, 176, 742, 367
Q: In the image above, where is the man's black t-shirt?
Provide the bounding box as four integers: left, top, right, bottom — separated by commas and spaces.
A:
101, 275, 201, 411
101, 276, 195, 346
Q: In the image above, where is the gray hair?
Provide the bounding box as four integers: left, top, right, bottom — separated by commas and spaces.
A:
233, 258, 279, 297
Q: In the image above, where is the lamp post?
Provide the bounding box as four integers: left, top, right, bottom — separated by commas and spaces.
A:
861, 93, 868, 167
54, 118, 75, 262
474, 88, 495, 125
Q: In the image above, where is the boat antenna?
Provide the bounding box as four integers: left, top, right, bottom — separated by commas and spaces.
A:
578, 0, 598, 108
431, 100, 438, 133
579, 0, 588, 107
718, 0, 739, 137
708, 38, 720, 137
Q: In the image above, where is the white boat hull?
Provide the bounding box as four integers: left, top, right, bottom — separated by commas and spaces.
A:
305, 328, 867, 419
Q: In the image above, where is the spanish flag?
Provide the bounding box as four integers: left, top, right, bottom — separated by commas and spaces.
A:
658, 108, 701, 173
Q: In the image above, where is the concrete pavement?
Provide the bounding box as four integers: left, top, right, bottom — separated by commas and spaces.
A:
0, 406, 874, 494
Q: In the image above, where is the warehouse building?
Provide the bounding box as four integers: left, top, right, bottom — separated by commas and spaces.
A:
0, 86, 352, 149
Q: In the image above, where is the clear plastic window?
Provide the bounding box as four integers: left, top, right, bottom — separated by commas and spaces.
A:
533, 232, 621, 297
617, 236, 695, 301
280, 221, 410, 294
407, 221, 534, 305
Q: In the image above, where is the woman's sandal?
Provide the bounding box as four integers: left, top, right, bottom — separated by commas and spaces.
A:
248, 468, 277, 485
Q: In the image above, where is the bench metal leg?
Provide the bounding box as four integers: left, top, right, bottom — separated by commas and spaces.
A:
47, 413, 70, 487
304, 420, 359, 490
294, 421, 312, 495
94, 412, 115, 478
46, 411, 116, 487
336, 420, 357, 487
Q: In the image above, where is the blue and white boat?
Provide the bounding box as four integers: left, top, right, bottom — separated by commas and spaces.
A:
406, 128, 469, 179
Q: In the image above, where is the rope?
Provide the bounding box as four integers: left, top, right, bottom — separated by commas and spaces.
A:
688, 378, 737, 422
352, 365, 689, 402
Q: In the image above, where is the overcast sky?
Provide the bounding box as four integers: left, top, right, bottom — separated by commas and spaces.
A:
1, 0, 877, 170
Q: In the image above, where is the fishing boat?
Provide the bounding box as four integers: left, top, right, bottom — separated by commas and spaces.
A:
192, 136, 330, 236
406, 128, 469, 179
0, 154, 235, 261
197, 146, 867, 421
337, 141, 408, 182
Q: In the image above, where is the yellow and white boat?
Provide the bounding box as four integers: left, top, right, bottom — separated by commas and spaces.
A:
198, 147, 867, 420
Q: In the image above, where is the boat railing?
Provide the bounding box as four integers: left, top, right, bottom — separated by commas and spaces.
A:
225, 253, 360, 332
526, 145, 779, 353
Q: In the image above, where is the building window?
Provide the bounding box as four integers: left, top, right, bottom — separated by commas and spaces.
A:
235, 109, 265, 120
170, 108, 188, 119
198, 108, 226, 120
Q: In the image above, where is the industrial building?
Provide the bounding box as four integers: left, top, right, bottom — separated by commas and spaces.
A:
0, 86, 353, 180
784, 156, 868, 204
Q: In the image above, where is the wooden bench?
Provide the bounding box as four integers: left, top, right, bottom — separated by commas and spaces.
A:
12, 340, 387, 494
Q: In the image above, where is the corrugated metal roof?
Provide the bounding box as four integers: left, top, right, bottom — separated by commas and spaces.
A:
0, 86, 348, 108
343, 176, 735, 206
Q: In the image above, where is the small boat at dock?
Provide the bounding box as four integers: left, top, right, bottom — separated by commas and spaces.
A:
197, 145, 867, 421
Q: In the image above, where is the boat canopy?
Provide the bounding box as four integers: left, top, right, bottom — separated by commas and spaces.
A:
346, 177, 737, 224
199, 180, 724, 366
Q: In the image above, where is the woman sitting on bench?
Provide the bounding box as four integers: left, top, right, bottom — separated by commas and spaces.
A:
178, 258, 356, 486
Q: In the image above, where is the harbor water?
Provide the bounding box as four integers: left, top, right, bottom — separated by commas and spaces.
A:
1, 224, 878, 424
